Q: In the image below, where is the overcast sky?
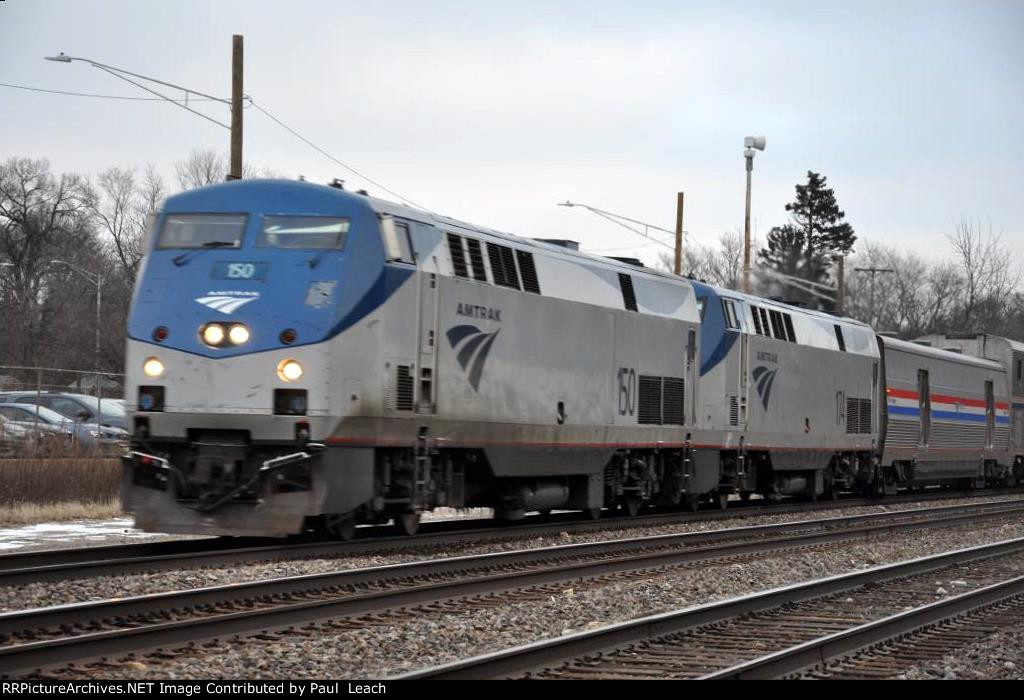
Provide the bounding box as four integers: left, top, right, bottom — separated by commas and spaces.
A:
2, 0, 1022, 268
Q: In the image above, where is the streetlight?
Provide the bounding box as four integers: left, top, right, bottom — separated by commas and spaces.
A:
44, 39, 246, 180
742, 135, 766, 294
557, 201, 687, 261
49, 260, 102, 371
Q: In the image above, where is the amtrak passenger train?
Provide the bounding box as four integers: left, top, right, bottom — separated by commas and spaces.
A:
122, 179, 1024, 538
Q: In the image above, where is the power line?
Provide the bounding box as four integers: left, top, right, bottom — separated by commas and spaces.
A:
247, 99, 434, 214
0, 81, 225, 102
7, 78, 436, 214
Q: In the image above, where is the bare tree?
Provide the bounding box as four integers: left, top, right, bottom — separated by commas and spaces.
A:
949, 218, 1020, 331
174, 149, 265, 190
0, 157, 96, 366
175, 148, 227, 190
89, 164, 165, 277
659, 231, 747, 291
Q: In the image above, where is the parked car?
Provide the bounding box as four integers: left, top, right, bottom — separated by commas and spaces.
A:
0, 403, 126, 452
0, 392, 127, 430
0, 414, 32, 456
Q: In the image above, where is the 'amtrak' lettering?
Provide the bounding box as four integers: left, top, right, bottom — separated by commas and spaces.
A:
456, 303, 501, 322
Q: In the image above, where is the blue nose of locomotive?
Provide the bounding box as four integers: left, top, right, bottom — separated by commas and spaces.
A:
128, 179, 409, 357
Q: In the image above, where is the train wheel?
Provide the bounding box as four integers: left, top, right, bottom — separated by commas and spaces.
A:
684, 494, 700, 512
324, 514, 357, 541
397, 513, 421, 536
623, 497, 642, 517
716, 491, 729, 510
586, 507, 602, 520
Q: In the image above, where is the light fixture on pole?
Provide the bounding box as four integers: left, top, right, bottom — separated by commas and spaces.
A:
44, 40, 245, 180
557, 201, 685, 259
49, 260, 102, 371
742, 135, 766, 294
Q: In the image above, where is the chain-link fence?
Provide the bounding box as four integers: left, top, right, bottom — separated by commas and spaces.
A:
0, 366, 126, 458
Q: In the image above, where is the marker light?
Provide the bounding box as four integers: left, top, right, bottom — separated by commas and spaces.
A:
277, 359, 303, 382
228, 324, 250, 345
143, 357, 165, 378
202, 323, 226, 346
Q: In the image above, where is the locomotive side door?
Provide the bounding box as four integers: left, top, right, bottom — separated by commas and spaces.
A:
416, 267, 439, 414
720, 298, 746, 430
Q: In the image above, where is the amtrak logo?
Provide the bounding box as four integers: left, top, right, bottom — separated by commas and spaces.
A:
446, 324, 500, 391
752, 366, 778, 410
195, 291, 259, 315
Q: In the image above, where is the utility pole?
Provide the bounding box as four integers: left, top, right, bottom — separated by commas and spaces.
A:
229, 34, 244, 180
833, 255, 845, 316
742, 136, 766, 294
854, 266, 895, 325
673, 192, 685, 275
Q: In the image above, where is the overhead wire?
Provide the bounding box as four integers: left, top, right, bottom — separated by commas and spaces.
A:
0, 81, 224, 102
246, 99, 434, 214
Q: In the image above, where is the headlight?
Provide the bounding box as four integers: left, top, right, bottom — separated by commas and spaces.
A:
143, 357, 165, 378
277, 359, 303, 382
228, 324, 250, 345
202, 323, 226, 346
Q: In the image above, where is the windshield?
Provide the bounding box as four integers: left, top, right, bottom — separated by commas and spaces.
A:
74, 396, 127, 418
157, 214, 247, 249
257, 216, 349, 250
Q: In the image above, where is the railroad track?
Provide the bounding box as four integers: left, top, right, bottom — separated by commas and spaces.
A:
400, 537, 1024, 679
1, 488, 1019, 586
4, 499, 1024, 677
798, 591, 1024, 679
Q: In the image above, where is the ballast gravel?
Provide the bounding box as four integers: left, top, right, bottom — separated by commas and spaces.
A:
1, 494, 1023, 613
48, 517, 1024, 680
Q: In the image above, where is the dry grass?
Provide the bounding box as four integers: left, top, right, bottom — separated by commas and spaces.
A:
0, 458, 123, 524
0, 498, 122, 525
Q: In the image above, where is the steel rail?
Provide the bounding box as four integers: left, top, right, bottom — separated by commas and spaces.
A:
1, 501, 1022, 676
703, 574, 1024, 679
397, 537, 1024, 679
2, 488, 1017, 586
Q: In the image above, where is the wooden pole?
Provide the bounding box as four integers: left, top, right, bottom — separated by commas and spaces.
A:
229, 34, 244, 180
673, 192, 685, 275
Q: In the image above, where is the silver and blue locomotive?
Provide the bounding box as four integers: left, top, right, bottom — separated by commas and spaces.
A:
122, 179, 1022, 538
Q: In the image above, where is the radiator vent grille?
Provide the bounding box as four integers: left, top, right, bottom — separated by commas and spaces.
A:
447, 233, 468, 279
396, 365, 414, 411
618, 273, 638, 311
729, 396, 739, 426
637, 375, 686, 425
487, 242, 521, 289
638, 375, 662, 424
516, 249, 541, 294
466, 238, 487, 281
846, 397, 872, 433
662, 377, 685, 425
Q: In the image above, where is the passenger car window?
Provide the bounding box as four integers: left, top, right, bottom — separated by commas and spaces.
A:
258, 216, 349, 249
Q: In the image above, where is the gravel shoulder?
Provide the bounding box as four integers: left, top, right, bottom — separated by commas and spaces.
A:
897, 625, 1024, 680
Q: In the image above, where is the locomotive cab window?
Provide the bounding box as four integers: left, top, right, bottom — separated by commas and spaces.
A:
257, 216, 349, 249
380, 216, 414, 263
722, 299, 740, 329
157, 213, 248, 249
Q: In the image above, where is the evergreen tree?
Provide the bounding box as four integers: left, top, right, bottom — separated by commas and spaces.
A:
758, 171, 856, 307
